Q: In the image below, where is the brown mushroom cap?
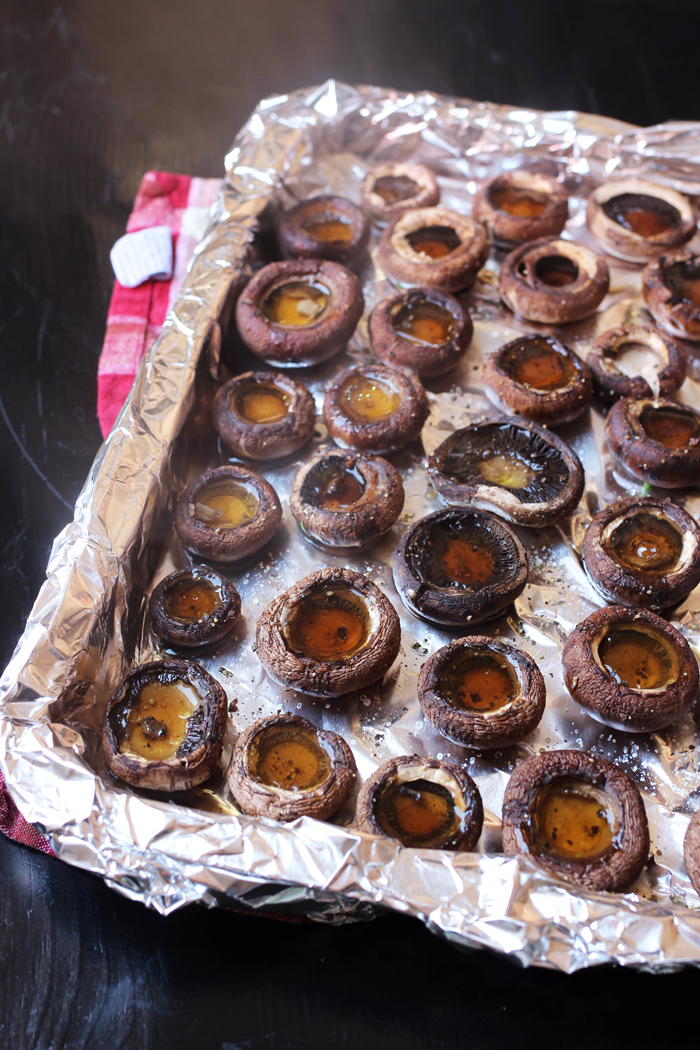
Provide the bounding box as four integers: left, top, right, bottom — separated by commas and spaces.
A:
102, 660, 227, 792
277, 194, 370, 264
587, 325, 686, 403
368, 287, 473, 378
605, 397, 700, 489
255, 566, 401, 698
377, 206, 489, 293
175, 465, 282, 563
323, 364, 429, 455
561, 605, 699, 733
227, 713, 357, 822
212, 371, 316, 460
290, 450, 405, 550
683, 809, 700, 895
356, 754, 484, 851
362, 162, 440, 224
235, 259, 364, 367
149, 566, 241, 650
586, 178, 695, 263
499, 237, 610, 324
483, 334, 593, 426
392, 507, 528, 628
502, 749, 649, 892
428, 418, 585, 528
643, 249, 700, 342
473, 170, 568, 248
418, 636, 546, 749
581, 497, 700, 611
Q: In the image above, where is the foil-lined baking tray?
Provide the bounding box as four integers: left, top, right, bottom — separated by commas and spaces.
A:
3, 80, 700, 972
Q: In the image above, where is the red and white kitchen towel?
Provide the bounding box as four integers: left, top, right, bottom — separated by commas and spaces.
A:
97, 170, 223, 437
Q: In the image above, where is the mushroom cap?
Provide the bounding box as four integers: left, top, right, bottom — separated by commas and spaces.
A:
277, 194, 370, 264
587, 178, 695, 263
377, 206, 489, 292
587, 325, 686, 403
368, 287, 473, 378
362, 162, 440, 224
473, 169, 568, 247
323, 364, 429, 455
605, 397, 700, 489
149, 566, 241, 650
499, 236, 609, 324
212, 371, 316, 460
643, 248, 700, 342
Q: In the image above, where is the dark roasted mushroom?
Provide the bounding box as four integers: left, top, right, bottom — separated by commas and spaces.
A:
392, 507, 528, 628
255, 567, 401, 698
235, 259, 364, 367
587, 325, 686, 403
323, 364, 429, 455
428, 418, 584, 528
605, 397, 700, 489
500, 237, 609, 324
103, 660, 227, 792
277, 195, 370, 265
368, 287, 473, 378
562, 605, 699, 733
212, 371, 315, 460
643, 249, 700, 342
418, 636, 546, 749
362, 162, 440, 224
356, 755, 483, 851
227, 714, 356, 822
502, 749, 649, 892
473, 170, 568, 248
290, 450, 404, 550
683, 809, 700, 895
149, 566, 241, 651
175, 465, 282, 563
582, 497, 700, 611
483, 334, 592, 426
377, 206, 489, 293
587, 178, 695, 263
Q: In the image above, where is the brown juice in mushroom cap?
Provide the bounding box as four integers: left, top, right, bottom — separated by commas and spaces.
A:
263, 279, 329, 326
597, 624, 677, 689
376, 778, 459, 846
607, 514, 683, 575
235, 384, 289, 424
490, 185, 548, 218
439, 536, 494, 586
393, 299, 456, 346
319, 467, 365, 509
478, 453, 535, 489
253, 725, 331, 791
506, 341, 576, 391
373, 174, 420, 204
603, 193, 679, 238
533, 778, 616, 861
438, 650, 518, 712
407, 225, 461, 259
302, 213, 353, 244
194, 481, 259, 529
640, 406, 700, 449
343, 374, 401, 421
534, 255, 578, 287
164, 577, 222, 622
121, 680, 198, 761
287, 589, 370, 660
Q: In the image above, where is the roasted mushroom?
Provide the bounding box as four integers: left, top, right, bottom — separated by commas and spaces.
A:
500, 237, 609, 324
356, 755, 483, 851
392, 507, 528, 628
149, 566, 241, 651
587, 325, 686, 403
235, 259, 364, 367
103, 660, 227, 792
227, 713, 356, 822
290, 450, 404, 550
323, 364, 429, 455
502, 749, 649, 892
368, 287, 473, 378
683, 809, 700, 895
418, 636, 546, 749
587, 178, 695, 263
605, 397, 700, 489
362, 162, 440, 225
212, 371, 315, 460
561, 605, 699, 733
473, 170, 568, 247
582, 497, 700, 611
428, 418, 585, 527
277, 195, 370, 265
643, 249, 700, 342
483, 334, 592, 426
377, 206, 489, 293
255, 566, 401, 698
175, 465, 282, 563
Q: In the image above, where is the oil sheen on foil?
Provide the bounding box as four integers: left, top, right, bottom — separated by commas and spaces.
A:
3, 81, 700, 972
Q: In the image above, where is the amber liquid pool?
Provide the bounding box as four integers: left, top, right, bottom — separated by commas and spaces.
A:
439, 535, 494, 587
640, 406, 700, 449
534, 255, 578, 287
235, 384, 289, 424
393, 298, 455, 345
319, 467, 365, 510
342, 374, 401, 421
479, 453, 535, 489
194, 481, 259, 529
606, 513, 683, 575
286, 588, 370, 661
533, 778, 616, 862
407, 225, 461, 259
438, 650, 518, 712
164, 577, 221, 623
603, 192, 679, 238
373, 174, 419, 203
490, 185, 548, 218
597, 624, 677, 689
253, 725, 331, 791
504, 339, 575, 390
376, 779, 459, 847
302, 213, 353, 243
263, 278, 329, 326
121, 679, 198, 761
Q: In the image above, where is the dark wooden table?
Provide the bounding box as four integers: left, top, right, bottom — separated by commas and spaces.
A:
2, 2, 700, 1046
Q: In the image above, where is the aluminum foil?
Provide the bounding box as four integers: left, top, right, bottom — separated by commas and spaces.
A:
3, 80, 700, 972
